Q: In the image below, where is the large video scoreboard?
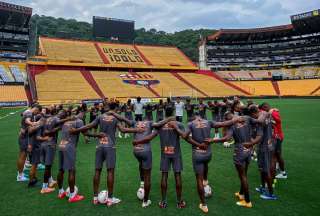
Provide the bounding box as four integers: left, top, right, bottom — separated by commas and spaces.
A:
93, 16, 135, 42
291, 9, 319, 21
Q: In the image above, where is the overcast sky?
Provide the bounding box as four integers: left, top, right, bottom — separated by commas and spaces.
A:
8, 0, 320, 32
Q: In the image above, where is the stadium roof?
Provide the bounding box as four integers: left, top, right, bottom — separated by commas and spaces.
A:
0, 1, 32, 31
206, 9, 320, 42
0, 1, 32, 15
207, 24, 294, 42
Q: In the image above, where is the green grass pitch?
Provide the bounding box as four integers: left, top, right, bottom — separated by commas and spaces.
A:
0, 99, 319, 216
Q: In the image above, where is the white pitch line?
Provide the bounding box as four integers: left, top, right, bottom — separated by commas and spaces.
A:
0, 108, 26, 120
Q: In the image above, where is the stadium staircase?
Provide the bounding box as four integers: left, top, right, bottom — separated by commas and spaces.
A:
80, 69, 105, 98
169, 71, 250, 97
311, 86, 320, 95
170, 72, 209, 97
133, 45, 153, 66
271, 81, 281, 96
196, 70, 251, 96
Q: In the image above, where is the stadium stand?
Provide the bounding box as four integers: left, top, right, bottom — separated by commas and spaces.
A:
199, 10, 320, 95
178, 72, 248, 96
0, 64, 14, 82
9, 65, 25, 82
136, 45, 195, 68
277, 80, 320, 96
0, 2, 31, 56
0, 2, 30, 104
201, 29, 320, 71
0, 62, 26, 82
217, 70, 272, 80
39, 38, 104, 64
231, 79, 320, 96
216, 67, 320, 80
0, 85, 27, 101
29, 67, 254, 103
29, 37, 216, 103
26, 10, 320, 104
39, 37, 197, 70
35, 70, 100, 104
231, 81, 277, 96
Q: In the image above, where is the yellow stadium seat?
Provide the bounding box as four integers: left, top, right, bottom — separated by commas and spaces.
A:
40, 38, 103, 63
39, 38, 197, 70
178, 73, 246, 96
136, 45, 194, 68
277, 80, 320, 96
0, 86, 27, 101
0, 62, 15, 81
217, 67, 320, 80
35, 70, 99, 102
232, 81, 276, 96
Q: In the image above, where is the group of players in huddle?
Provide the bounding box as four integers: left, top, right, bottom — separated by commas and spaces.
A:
16, 96, 287, 213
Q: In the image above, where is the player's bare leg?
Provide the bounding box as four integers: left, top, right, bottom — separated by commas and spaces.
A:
93, 169, 102, 197
203, 162, 209, 186
143, 169, 151, 205
175, 172, 186, 208
139, 162, 144, 183
106, 168, 121, 206
68, 169, 84, 202
17, 151, 27, 175
235, 164, 252, 208
57, 169, 66, 199
28, 164, 38, 187
93, 169, 102, 204
41, 165, 55, 194
107, 168, 114, 197
275, 150, 287, 179
277, 152, 285, 172
159, 172, 168, 208
68, 170, 76, 193
270, 153, 277, 182
196, 174, 208, 213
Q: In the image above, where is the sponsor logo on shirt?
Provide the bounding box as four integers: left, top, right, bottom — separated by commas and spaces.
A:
164, 146, 175, 154
102, 115, 115, 122
195, 148, 207, 154
59, 139, 69, 149
99, 136, 109, 145
162, 123, 174, 130
194, 120, 208, 129
134, 144, 145, 151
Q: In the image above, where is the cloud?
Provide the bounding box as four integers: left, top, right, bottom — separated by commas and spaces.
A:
7, 0, 320, 32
